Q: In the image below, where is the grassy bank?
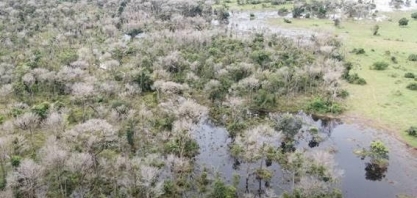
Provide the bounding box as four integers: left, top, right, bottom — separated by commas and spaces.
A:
268, 11, 417, 146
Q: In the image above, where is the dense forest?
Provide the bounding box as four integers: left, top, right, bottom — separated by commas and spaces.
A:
0, 0, 404, 197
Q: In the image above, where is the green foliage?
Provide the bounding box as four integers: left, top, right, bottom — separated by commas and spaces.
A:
406, 82, 417, 90
347, 73, 367, 85
133, 69, 153, 93
11, 155, 22, 167
371, 61, 389, 70
351, 48, 365, 55
292, 6, 304, 18
226, 121, 247, 138
127, 28, 143, 37
0, 115, 4, 125
404, 72, 415, 78
210, 179, 237, 198
391, 56, 397, 64
399, 17, 409, 26
274, 113, 303, 140
31, 102, 50, 119
278, 8, 289, 16
369, 140, 389, 160
164, 138, 200, 158
252, 89, 276, 110
284, 18, 292, 23
255, 168, 273, 180
407, 126, 417, 136
336, 90, 350, 98
307, 98, 344, 114
58, 49, 78, 65
412, 12, 417, 19
250, 50, 271, 66
155, 116, 175, 131
408, 54, 417, 61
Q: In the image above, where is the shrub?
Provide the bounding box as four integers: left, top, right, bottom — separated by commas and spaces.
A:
371, 61, 389, 70
407, 126, 417, 136
347, 73, 367, 85
406, 82, 417, 90
278, 8, 289, 16
11, 155, 22, 167
272, 0, 286, 5
408, 54, 417, 61
369, 140, 389, 160
411, 12, 417, 19
399, 17, 409, 26
126, 28, 143, 37
351, 48, 365, 55
391, 56, 397, 64
336, 90, 350, 98
250, 13, 255, 20
307, 98, 344, 114
404, 73, 415, 78
31, 102, 50, 119
284, 18, 292, 23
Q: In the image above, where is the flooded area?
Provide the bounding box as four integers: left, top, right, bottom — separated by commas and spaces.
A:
227, 11, 316, 39
193, 114, 417, 197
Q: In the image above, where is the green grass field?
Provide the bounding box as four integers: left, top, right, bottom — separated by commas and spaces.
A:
268, 11, 417, 146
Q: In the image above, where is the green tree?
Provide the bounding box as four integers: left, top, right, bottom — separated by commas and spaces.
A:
411, 12, 417, 19
399, 17, 409, 26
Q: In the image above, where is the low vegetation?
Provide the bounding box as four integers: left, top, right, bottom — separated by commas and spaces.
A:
371, 61, 389, 70
0, 0, 350, 197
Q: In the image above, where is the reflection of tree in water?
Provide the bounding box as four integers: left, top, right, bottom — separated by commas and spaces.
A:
364, 162, 388, 181
308, 137, 320, 148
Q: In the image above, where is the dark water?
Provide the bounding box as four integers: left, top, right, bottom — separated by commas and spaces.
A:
193, 115, 417, 197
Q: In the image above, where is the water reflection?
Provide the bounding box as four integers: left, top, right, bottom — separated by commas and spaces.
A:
193, 114, 417, 197
365, 162, 388, 181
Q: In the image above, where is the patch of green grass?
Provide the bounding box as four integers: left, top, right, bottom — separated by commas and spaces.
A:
268, 11, 417, 146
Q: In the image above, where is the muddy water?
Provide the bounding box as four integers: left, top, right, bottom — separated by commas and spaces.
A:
193, 115, 417, 197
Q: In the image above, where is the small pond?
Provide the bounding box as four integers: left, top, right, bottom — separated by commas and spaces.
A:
192, 114, 417, 197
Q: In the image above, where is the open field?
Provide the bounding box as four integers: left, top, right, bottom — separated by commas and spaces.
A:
268, 11, 417, 146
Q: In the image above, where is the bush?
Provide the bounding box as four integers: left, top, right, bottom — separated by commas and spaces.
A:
411, 12, 417, 19
404, 73, 415, 78
11, 156, 22, 167
407, 126, 417, 136
390, 56, 397, 64
347, 73, 367, 85
406, 82, 417, 90
284, 18, 292, 23
307, 98, 344, 114
399, 17, 409, 26
371, 61, 389, 70
31, 102, 50, 119
408, 54, 417, 61
278, 8, 289, 16
351, 48, 365, 55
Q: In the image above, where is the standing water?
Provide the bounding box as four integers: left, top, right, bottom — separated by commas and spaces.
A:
192, 115, 417, 197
